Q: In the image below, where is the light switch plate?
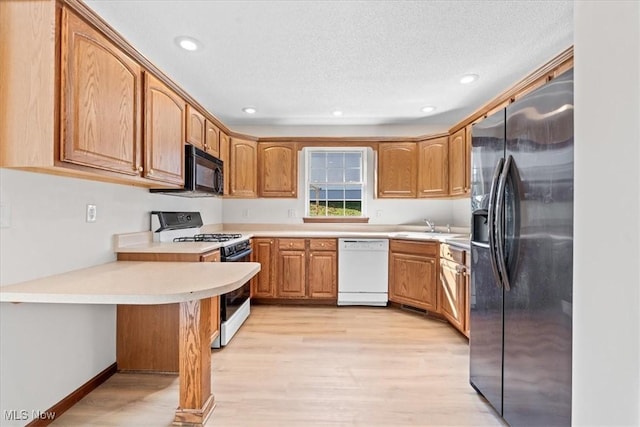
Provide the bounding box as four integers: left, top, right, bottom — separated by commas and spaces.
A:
86, 204, 97, 222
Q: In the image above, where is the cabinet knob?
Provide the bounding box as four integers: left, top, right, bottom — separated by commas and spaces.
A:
136, 166, 143, 173
148, 169, 154, 175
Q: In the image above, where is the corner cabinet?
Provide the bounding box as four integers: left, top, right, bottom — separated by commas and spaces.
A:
378, 143, 418, 198
258, 142, 298, 197
60, 8, 143, 176
418, 136, 449, 197
388, 240, 438, 312
228, 137, 257, 198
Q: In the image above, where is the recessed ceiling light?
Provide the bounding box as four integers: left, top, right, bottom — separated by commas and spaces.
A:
421, 106, 436, 114
242, 107, 257, 114
332, 110, 343, 117
175, 36, 200, 52
460, 74, 479, 84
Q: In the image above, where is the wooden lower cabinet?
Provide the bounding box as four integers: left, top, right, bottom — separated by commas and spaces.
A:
116, 250, 220, 372
277, 249, 307, 297
252, 238, 337, 301
438, 244, 470, 337
388, 240, 438, 312
308, 249, 337, 298
251, 238, 276, 297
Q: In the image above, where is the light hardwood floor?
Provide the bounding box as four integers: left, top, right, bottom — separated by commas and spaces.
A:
53, 306, 505, 426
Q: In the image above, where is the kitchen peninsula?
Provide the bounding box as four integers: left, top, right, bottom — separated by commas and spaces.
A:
0, 261, 260, 426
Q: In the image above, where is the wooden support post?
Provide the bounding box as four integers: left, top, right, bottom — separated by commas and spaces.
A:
174, 298, 215, 426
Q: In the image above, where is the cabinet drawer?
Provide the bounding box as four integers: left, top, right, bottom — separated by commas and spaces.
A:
390, 239, 438, 256
440, 244, 465, 264
278, 238, 306, 250
309, 239, 336, 251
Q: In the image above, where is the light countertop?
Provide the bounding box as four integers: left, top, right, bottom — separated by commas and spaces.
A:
0, 261, 261, 305
115, 230, 470, 254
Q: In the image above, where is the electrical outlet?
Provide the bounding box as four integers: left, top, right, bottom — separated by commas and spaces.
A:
288, 209, 297, 218
376, 210, 383, 218
242, 208, 249, 218
86, 204, 97, 223
0, 204, 11, 228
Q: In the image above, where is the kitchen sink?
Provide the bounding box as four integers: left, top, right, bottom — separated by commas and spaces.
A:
391, 232, 466, 241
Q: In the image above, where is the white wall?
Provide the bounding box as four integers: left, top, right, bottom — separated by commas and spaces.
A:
224, 148, 465, 227
0, 169, 222, 425
573, 1, 640, 426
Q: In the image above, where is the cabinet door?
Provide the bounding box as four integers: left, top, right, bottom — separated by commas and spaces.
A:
258, 142, 297, 197
389, 252, 437, 311
465, 125, 472, 194
219, 131, 230, 195
277, 250, 306, 298
205, 120, 220, 158
144, 73, 185, 185
251, 238, 275, 298
229, 137, 257, 197
308, 250, 337, 298
186, 104, 205, 149
378, 142, 417, 198
60, 9, 142, 176
418, 137, 449, 197
439, 259, 465, 332
448, 128, 466, 195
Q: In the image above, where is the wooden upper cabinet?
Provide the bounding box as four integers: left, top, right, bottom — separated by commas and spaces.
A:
60, 8, 142, 176
186, 104, 206, 149
144, 73, 185, 185
378, 142, 418, 198
258, 142, 298, 198
418, 137, 449, 197
219, 131, 231, 195
205, 120, 220, 158
465, 125, 472, 193
229, 137, 257, 198
448, 128, 467, 196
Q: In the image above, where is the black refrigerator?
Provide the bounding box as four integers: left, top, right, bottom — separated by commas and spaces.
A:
469, 69, 573, 426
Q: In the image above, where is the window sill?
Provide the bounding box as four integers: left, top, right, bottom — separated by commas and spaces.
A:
302, 217, 370, 224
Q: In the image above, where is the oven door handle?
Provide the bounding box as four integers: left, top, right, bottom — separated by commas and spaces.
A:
223, 248, 252, 262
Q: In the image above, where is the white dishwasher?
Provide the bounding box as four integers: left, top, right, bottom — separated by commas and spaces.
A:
338, 238, 389, 306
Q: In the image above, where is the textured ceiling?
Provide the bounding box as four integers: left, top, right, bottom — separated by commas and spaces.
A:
84, 0, 573, 136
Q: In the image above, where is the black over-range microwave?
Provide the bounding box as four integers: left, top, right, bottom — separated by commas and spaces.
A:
150, 145, 223, 197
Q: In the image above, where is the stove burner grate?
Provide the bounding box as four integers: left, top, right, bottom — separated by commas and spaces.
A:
173, 233, 243, 243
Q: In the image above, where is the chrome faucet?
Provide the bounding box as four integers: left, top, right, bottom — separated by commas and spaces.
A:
424, 219, 436, 232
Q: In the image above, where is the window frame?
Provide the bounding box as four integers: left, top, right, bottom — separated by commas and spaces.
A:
303, 147, 369, 221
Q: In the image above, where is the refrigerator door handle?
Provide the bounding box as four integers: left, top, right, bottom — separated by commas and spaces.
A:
495, 155, 513, 291
487, 157, 505, 288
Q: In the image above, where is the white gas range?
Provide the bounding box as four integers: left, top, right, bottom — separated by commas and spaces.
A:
151, 211, 252, 348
